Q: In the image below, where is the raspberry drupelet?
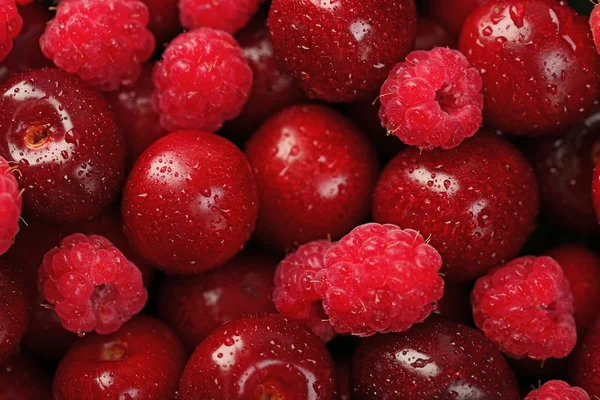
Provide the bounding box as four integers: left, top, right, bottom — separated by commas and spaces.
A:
273, 240, 335, 342
153, 28, 253, 132
591, 4, 600, 54
471, 256, 577, 360
379, 47, 483, 150
40, 0, 155, 91
0, 0, 21, 63
0, 156, 21, 255
524, 380, 589, 400
39, 233, 148, 335
316, 223, 444, 337
179, 0, 262, 34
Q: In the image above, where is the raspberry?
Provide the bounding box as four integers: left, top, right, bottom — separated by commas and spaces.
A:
0, 0, 22, 63
524, 380, 589, 400
592, 5, 600, 54
0, 157, 21, 255
39, 233, 148, 335
379, 47, 483, 150
179, 0, 262, 34
39, 0, 155, 91
153, 28, 253, 132
273, 240, 336, 342
471, 256, 577, 360
316, 223, 444, 337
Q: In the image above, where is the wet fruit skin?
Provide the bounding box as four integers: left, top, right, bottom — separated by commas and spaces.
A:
178, 314, 336, 400
351, 316, 520, 399
122, 130, 259, 274
245, 105, 379, 253
53, 315, 186, 400
427, 0, 488, 37
140, 0, 181, 46
268, 0, 417, 102
0, 265, 30, 365
459, 0, 600, 136
157, 249, 277, 352
569, 315, 600, 394
0, 352, 52, 399
373, 132, 539, 282
0, 68, 126, 223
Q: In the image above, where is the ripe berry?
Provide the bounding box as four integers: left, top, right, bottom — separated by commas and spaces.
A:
570, 314, 600, 394
273, 240, 335, 342
39, 233, 148, 335
373, 133, 539, 281
524, 380, 589, 400
40, 0, 155, 91
427, 0, 488, 36
245, 105, 379, 253
459, 0, 600, 136
0, 156, 21, 255
179, 0, 262, 34
413, 17, 457, 51
157, 250, 277, 352
379, 47, 483, 150
591, 4, 600, 54
0, 352, 51, 399
140, 0, 180, 46
122, 130, 259, 274
152, 28, 253, 132
0, 0, 22, 63
351, 316, 520, 399
0, 266, 30, 365
0, 68, 126, 224
471, 256, 577, 360
268, 0, 417, 102
178, 314, 336, 400
53, 316, 186, 400
317, 223, 444, 337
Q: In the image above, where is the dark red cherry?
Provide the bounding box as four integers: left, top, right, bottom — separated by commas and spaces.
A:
427, 0, 488, 36
414, 17, 457, 51
0, 265, 30, 365
569, 315, 600, 394
0, 352, 52, 399
140, 0, 181, 46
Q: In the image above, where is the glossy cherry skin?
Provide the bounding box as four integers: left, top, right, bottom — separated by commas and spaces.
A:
0, 352, 52, 399
178, 314, 336, 400
0, 68, 126, 223
0, 266, 30, 365
122, 130, 259, 274
373, 132, 539, 282
351, 316, 520, 399
527, 109, 600, 234
459, 0, 600, 136
245, 105, 379, 252
427, 0, 488, 37
268, 0, 417, 102
414, 17, 457, 51
140, 0, 181, 46
53, 316, 186, 400
157, 249, 277, 352
569, 315, 600, 394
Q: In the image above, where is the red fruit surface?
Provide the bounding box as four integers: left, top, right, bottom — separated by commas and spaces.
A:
0, 266, 30, 365
179, 0, 261, 34
427, 0, 488, 36
140, 0, 180, 46
0, 0, 22, 63
593, 158, 600, 222
570, 315, 600, 394
157, 250, 277, 352
351, 316, 520, 399
524, 380, 589, 400
528, 109, 600, 234
459, 0, 600, 136
0, 68, 126, 224
591, 5, 600, 54
53, 316, 186, 400
246, 105, 379, 252
178, 314, 336, 400
373, 133, 539, 281
122, 130, 259, 274
268, 0, 417, 102
0, 352, 51, 399
0, 156, 21, 255
414, 17, 457, 51
15, 0, 33, 5
334, 357, 351, 400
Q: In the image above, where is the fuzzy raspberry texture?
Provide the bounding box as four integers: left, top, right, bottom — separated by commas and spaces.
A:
379, 47, 483, 150
315, 223, 444, 337
0, 157, 21, 255
273, 240, 335, 342
39, 233, 148, 335
39, 0, 155, 91
591, 6, 600, 54
524, 380, 589, 400
0, 0, 22, 63
472, 256, 577, 360
179, 0, 261, 34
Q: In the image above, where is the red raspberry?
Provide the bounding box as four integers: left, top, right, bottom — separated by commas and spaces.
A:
471, 256, 577, 360
273, 240, 336, 342
524, 380, 589, 400
39, 233, 148, 335
379, 47, 483, 150
591, 5, 600, 54
179, 0, 262, 34
0, 0, 22, 63
0, 156, 21, 255
316, 223, 444, 337
153, 28, 253, 132
39, 0, 155, 91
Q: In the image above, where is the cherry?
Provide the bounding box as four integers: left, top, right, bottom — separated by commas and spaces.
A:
413, 17, 457, 51
592, 158, 600, 223
459, 0, 600, 136
569, 315, 600, 394
0, 352, 51, 399
53, 316, 186, 399
0, 265, 30, 365
268, 0, 417, 102
245, 105, 379, 252
0, 68, 126, 223
157, 249, 277, 352
373, 132, 539, 282
178, 313, 336, 400
427, 0, 488, 37
122, 130, 259, 274
140, 0, 181, 46
351, 316, 520, 399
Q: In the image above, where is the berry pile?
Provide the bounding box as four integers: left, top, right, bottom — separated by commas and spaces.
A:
2, 0, 600, 398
